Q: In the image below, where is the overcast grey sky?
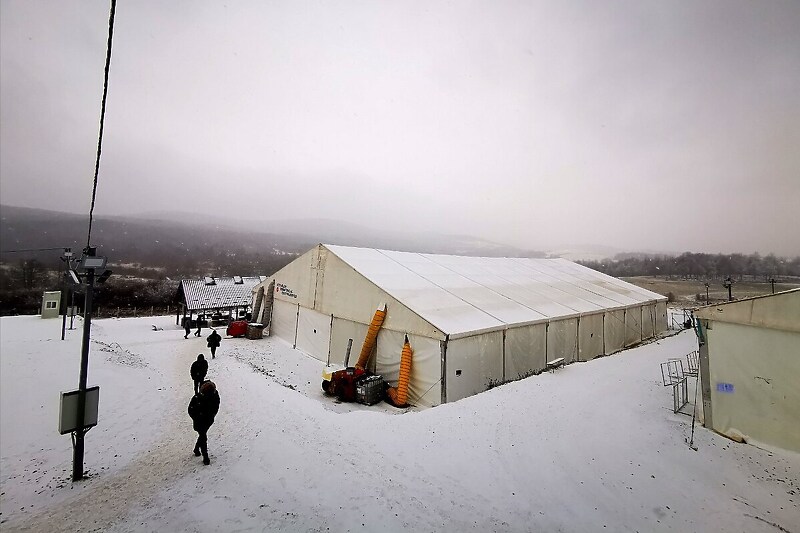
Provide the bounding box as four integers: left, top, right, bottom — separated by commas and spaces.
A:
1, 1, 798, 255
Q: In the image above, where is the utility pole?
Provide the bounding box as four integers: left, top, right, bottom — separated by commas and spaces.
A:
73, 248, 95, 481
71, 247, 110, 481
61, 248, 73, 340
704, 282, 709, 304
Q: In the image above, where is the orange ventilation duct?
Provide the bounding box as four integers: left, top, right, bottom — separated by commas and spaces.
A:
355, 304, 386, 370
386, 336, 413, 407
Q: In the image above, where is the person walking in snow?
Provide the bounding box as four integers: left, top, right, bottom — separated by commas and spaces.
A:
188, 380, 220, 465
194, 315, 203, 337
190, 354, 208, 394
206, 329, 222, 358
183, 319, 192, 339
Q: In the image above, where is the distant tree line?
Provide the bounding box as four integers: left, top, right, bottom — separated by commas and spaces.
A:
0, 249, 297, 316
578, 252, 800, 279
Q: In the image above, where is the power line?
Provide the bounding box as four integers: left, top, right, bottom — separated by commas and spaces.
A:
86, 0, 117, 249
0, 247, 68, 254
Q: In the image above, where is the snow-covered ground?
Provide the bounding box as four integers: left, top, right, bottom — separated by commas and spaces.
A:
1, 315, 797, 532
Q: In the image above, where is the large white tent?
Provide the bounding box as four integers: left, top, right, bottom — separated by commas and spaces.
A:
252, 244, 667, 407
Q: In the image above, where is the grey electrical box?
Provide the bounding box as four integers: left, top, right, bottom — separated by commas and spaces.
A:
58, 386, 100, 435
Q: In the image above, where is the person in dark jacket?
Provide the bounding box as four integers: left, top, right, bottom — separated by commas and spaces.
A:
194, 315, 203, 337
190, 354, 208, 394
188, 380, 220, 465
184, 319, 192, 339
206, 329, 222, 358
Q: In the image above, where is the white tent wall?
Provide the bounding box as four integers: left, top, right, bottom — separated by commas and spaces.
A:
261, 246, 321, 309
547, 317, 579, 364
641, 305, 656, 340
295, 307, 332, 362
603, 309, 626, 354
577, 313, 605, 362
446, 331, 504, 403
271, 299, 299, 346
705, 321, 800, 452
504, 323, 547, 380
376, 329, 442, 408
329, 317, 369, 367
656, 301, 668, 333
624, 307, 642, 347
317, 251, 445, 340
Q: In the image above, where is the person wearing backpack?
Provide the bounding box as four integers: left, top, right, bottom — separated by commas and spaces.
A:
206, 329, 222, 358
190, 354, 208, 394
188, 380, 220, 465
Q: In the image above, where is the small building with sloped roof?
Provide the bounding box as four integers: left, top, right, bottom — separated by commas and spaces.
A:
176, 276, 265, 326
251, 244, 667, 407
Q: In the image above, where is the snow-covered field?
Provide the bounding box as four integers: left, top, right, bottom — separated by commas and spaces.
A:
1, 315, 798, 532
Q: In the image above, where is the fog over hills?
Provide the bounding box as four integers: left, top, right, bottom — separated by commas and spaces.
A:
0, 205, 543, 276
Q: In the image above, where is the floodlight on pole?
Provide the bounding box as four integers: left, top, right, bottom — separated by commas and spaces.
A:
723, 277, 733, 302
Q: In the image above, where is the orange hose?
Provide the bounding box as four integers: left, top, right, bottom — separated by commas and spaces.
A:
387, 336, 413, 407
355, 304, 386, 370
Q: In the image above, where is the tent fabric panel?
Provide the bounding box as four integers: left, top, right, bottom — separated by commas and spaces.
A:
504, 323, 547, 379
624, 307, 642, 347
528, 260, 642, 306
655, 301, 668, 334
641, 304, 656, 339
445, 332, 504, 403
424, 254, 585, 318
485, 258, 604, 314
270, 299, 298, 346
551, 259, 667, 302
319, 251, 446, 339
707, 322, 800, 452
604, 309, 626, 353
514, 260, 634, 309
376, 330, 442, 408
294, 307, 332, 363
256, 246, 319, 309
578, 313, 604, 361
547, 317, 579, 364
329, 317, 369, 367
380, 250, 547, 325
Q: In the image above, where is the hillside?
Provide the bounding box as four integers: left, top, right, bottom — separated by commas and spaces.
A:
0, 205, 542, 277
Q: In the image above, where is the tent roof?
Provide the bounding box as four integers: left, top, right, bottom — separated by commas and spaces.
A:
694, 288, 800, 333
325, 245, 666, 336
179, 276, 265, 312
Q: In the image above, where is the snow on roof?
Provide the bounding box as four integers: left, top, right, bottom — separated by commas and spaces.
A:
325, 245, 666, 336
179, 276, 264, 312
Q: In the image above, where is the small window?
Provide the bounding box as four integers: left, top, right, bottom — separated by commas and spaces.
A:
45, 301, 58, 309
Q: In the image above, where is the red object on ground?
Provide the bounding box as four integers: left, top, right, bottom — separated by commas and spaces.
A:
329, 367, 367, 402
226, 320, 248, 337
